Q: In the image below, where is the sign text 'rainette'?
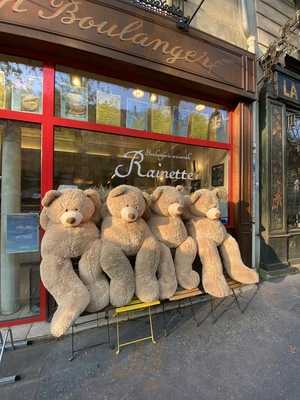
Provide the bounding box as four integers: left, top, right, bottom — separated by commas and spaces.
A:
0, 0, 224, 72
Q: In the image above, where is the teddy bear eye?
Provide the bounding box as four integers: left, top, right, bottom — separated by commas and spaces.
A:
65, 209, 68, 212
74, 208, 78, 211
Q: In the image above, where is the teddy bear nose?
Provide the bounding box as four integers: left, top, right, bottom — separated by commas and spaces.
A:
66, 217, 76, 224
128, 213, 135, 220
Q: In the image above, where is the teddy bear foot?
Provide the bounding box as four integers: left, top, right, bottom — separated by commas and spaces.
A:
159, 281, 178, 300
136, 281, 160, 302
50, 308, 79, 338
202, 273, 231, 298
177, 270, 200, 290
110, 281, 135, 307
86, 281, 110, 313
226, 265, 259, 285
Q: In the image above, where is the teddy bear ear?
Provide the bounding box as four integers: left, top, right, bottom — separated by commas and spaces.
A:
84, 189, 101, 208
41, 190, 62, 207
176, 185, 184, 192
142, 191, 151, 207
190, 191, 201, 205
109, 185, 127, 198
213, 187, 228, 201
84, 189, 102, 223
151, 187, 163, 202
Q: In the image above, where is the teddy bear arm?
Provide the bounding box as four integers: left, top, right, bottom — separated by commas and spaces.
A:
197, 237, 230, 298
220, 234, 259, 284
157, 242, 177, 299
100, 240, 135, 307
40, 255, 90, 337
135, 235, 160, 302
40, 208, 49, 231
78, 239, 110, 312
174, 236, 199, 290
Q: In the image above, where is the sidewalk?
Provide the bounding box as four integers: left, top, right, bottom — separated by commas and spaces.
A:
1, 275, 300, 400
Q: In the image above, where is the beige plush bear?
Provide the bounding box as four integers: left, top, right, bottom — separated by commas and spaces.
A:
101, 185, 160, 304
148, 186, 200, 295
186, 188, 259, 298
40, 188, 109, 337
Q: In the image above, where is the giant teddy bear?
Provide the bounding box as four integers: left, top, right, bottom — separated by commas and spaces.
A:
40, 188, 110, 337
148, 185, 200, 295
186, 188, 259, 298
100, 184, 160, 304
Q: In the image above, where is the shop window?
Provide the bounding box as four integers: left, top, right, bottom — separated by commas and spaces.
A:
0, 55, 43, 114
55, 67, 229, 142
54, 127, 229, 223
287, 112, 300, 229
0, 120, 41, 322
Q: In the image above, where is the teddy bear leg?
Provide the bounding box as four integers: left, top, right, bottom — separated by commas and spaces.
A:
174, 236, 199, 290
158, 243, 177, 299
78, 239, 110, 313
40, 255, 90, 337
135, 236, 160, 302
197, 238, 231, 298
220, 234, 259, 284
100, 241, 135, 307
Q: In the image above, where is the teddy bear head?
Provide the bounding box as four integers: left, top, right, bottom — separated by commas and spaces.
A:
106, 185, 149, 223
188, 188, 227, 220
41, 188, 101, 227
150, 185, 185, 217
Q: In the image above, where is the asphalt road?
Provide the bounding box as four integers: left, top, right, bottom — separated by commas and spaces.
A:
1, 274, 300, 400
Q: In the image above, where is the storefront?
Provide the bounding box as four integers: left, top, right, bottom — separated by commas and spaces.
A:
0, 0, 255, 327
260, 56, 300, 274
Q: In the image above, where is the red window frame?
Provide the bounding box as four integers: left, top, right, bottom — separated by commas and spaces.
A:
0, 59, 233, 328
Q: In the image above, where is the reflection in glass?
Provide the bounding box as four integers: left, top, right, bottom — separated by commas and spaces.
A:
0, 121, 41, 322
54, 127, 229, 222
0, 55, 43, 113
287, 112, 300, 229
55, 67, 229, 142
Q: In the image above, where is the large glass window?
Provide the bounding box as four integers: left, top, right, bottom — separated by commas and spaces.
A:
0, 55, 43, 114
55, 67, 229, 142
0, 55, 233, 326
0, 121, 41, 322
54, 128, 229, 222
287, 112, 300, 229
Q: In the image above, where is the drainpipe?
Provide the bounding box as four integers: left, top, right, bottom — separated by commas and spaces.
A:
240, 0, 260, 270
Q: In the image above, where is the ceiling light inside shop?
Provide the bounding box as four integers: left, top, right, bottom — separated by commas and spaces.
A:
150, 93, 158, 103
195, 104, 205, 112
132, 88, 144, 98
71, 75, 82, 88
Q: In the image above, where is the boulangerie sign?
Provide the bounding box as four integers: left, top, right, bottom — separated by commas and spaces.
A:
0, 0, 253, 92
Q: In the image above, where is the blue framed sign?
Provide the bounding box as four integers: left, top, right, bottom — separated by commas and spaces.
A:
6, 213, 39, 254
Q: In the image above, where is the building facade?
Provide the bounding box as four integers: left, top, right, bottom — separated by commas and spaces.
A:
256, 0, 300, 274
0, 0, 256, 327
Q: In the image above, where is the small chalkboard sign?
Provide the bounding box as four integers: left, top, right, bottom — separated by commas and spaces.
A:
6, 213, 39, 254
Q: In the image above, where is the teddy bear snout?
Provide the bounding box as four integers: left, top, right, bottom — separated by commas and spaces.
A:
207, 207, 221, 220
168, 203, 184, 217
121, 206, 138, 222
60, 210, 83, 227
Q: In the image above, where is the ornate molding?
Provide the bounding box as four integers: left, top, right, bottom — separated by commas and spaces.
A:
259, 11, 300, 81
131, 0, 189, 23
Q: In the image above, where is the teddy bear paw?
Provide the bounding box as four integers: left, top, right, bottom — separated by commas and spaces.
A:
202, 274, 231, 298
178, 270, 200, 290
228, 265, 259, 284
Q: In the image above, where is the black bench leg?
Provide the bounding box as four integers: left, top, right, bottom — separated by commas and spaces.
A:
69, 324, 75, 362
188, 298, 199, 326
232, 288, 242, 313
106, 311, 114, 350
162, 302, 168, 337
